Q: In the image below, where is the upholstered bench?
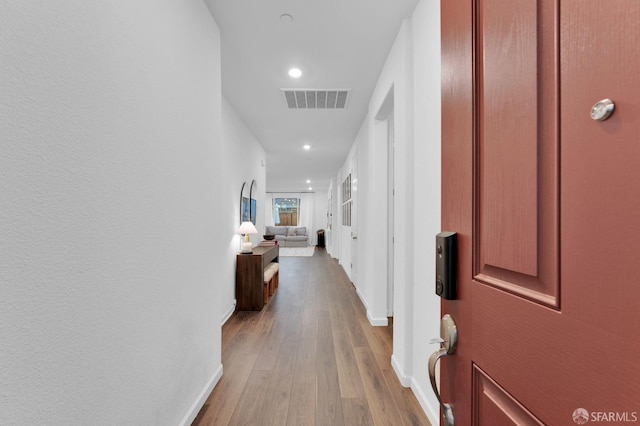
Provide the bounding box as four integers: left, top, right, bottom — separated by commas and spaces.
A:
263, 262, 279, 303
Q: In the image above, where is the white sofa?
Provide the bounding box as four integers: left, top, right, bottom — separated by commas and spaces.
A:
265, 226, 308, 247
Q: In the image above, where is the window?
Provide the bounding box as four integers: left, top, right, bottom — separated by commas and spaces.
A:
273, 198, 300, 226
342, 174, 351, 226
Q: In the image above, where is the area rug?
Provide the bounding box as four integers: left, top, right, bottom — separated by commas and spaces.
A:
279, 246, 315, 257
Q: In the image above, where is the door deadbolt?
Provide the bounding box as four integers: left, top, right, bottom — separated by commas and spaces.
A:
436, 232, 457, 300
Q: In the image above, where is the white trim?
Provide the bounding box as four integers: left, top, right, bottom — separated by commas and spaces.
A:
391, 354, 411, 387
354, 285, 387, 326
355, 286, 368, 309
221, 300, 236, 325
340, 259, 351, 279
366, 310, 389, 327
391, 355, 438, 425
178, 363, 223, 426
410, 376, 439, 426
389, 353, 439, 425
355, 286, 388, 326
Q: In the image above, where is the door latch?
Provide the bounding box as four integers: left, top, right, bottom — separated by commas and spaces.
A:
428, 314, 457, 426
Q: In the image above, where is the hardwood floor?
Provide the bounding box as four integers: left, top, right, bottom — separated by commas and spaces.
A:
192, 248, 431, 426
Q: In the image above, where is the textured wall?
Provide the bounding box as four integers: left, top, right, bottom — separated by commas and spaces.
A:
0, 1, 224, 424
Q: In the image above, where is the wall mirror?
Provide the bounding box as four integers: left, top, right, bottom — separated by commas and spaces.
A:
240, 181, 248, 225
249, 179, 257, 225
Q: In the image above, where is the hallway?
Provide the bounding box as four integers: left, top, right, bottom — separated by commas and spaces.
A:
193, 249, 430, 425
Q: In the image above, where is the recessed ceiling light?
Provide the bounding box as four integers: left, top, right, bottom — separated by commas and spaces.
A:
306, 179, 311, 184
303, 144, 311, 150
308, 187, 313, 191
280, 13, 293, 22
288, 68, 302, 78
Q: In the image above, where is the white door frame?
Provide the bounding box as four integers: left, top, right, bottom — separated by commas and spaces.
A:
387, 115, 395, 316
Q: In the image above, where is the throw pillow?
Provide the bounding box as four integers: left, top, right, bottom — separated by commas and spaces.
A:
287, 227, 297, 236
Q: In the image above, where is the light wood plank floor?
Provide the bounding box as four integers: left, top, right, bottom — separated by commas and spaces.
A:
193, 248, 431, 426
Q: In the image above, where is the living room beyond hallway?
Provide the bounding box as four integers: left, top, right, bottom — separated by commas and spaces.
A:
193, 248, 430, 425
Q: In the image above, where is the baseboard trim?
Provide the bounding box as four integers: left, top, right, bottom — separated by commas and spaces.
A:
355, 286, 369, 310
340, 262, 351, 280
221, 300, 236, 325
391, 354, 412, 387
389, 355, 438, 424
366, 310, 389, 326
410, 376, 439, 426
178, 363, 223, 426
355, 286, 388, 326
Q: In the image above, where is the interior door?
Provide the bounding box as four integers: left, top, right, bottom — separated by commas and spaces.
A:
440, 0, 640, 424
387, 116, 394, 316
351, 158, 358, 287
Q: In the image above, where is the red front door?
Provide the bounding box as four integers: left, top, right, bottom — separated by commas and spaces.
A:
441, 0, 640, 424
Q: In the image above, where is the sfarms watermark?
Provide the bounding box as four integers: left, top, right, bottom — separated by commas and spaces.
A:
573, 408, 638, 424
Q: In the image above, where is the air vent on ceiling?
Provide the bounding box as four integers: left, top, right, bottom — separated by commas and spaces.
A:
281, 89, 351, 109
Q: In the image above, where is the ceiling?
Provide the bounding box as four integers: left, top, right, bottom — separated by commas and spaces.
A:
205, 0, 418, 192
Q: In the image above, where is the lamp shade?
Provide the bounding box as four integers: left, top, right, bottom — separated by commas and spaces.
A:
237, 221, 258, 235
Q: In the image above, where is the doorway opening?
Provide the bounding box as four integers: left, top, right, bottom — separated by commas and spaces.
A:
375, 86, 395, 321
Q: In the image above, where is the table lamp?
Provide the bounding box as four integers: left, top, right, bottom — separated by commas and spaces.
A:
237, 221, 258, 253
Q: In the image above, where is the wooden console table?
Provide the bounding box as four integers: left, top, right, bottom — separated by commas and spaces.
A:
235, 245, 279, 310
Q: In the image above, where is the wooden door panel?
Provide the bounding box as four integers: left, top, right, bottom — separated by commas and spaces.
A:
561, 0, 640, 339
478, 0, 539, 276
475, 0, 560, 308
442, 0, 640, 423
472, 365, 543, 426
473, 284, 640, 423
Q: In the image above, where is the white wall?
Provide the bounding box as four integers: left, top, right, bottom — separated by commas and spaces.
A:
1, 2, 226, 425
221, 97, 267, 321
334, 0, 442, 423
371, 17, 415, 393
357, 21, 412, 329
410, 1, 441, 420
